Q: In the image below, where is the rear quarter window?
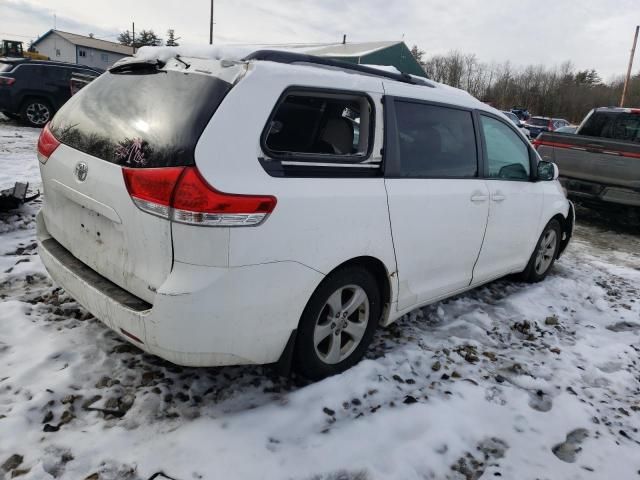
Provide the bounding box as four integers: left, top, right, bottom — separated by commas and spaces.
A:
262, 89, 373, 161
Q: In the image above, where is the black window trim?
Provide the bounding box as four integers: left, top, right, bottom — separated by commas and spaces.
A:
383, 95, 485, 180
476, 111, 538, 182
260, 85, 377, 166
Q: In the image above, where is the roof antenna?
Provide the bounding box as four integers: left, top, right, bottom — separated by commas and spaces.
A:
342, 34, 346, 45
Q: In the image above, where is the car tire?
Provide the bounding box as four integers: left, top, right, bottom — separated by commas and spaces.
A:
20, 99, 53, 128
293, 266, 381, 380
520, 219, 562, 283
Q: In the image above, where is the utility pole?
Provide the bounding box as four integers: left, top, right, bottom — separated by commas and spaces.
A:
620, 25, 639, 108
132, 22, 136, 54
209, 0, 214, 44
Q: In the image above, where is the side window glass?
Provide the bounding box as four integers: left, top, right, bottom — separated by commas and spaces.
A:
264, 92, 371, 159
611, 114, 640, 143
480, 115, 531, 180
394, 101, 477, 178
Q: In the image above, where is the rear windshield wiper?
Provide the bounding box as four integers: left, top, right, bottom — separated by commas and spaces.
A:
109, 59, 165, 74
175, 55, 190, 69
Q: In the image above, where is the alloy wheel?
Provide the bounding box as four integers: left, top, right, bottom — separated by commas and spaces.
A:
534, 229, 557, 275
25, 103, 50, 126
313, 285, 370, 364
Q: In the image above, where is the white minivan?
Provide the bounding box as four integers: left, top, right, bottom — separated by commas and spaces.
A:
36, 50, 573, 379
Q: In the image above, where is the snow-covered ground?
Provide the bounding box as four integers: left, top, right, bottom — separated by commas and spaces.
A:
1, 117, 639, 480
0, 116, 41, 190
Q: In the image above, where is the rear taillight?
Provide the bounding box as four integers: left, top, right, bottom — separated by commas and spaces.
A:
122, 166, 184, 218
0, 76, 15, 86
123, 166, 277, 227
532, 138, 542, 149
37, 123, 60, 164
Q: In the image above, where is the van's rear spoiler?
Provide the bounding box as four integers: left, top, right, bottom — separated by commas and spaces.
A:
109, 58, 165, 74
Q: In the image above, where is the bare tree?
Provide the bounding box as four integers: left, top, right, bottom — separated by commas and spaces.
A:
414, 46, 638, 122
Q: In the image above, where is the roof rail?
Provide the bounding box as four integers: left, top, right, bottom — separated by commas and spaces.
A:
243, 49, 434, 87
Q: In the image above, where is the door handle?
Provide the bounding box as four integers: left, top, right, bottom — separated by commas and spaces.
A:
470, 194, 488, 203
492, 193, 506, 202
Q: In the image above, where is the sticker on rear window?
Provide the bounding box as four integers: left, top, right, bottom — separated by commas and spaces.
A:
115, 138, 148, 167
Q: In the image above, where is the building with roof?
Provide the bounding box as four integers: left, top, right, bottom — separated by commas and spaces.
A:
32, 30, 132, 69
300, 41, 426, 77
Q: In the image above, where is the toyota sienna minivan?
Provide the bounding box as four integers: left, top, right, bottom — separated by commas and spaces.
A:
36, 50, 574, 379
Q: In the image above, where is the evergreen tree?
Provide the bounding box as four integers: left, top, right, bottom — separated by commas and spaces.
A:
118, 29, 163, 48
410, 45, 425, 64
136, 30, 162, 47
117, 30, 134, 46
166, 29, 180, 47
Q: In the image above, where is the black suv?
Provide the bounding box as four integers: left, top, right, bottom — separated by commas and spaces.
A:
0, 58, 101, 127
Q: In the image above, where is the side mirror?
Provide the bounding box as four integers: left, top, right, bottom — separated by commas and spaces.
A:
537, 160, 559, 181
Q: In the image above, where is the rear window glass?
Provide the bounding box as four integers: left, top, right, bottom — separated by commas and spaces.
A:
263, 91, 372, 160
50, 69, 232, 167
395, 101, 477, 178
0, 63, 14, 73
528, 118, 549, 126
580, 112, 640, 143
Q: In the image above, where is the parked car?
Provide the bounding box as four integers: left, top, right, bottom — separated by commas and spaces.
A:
511, 106, 531, 122
502, 110, 531, 139
0, 58, 101, 127
554, 125, 577, 134
525, 116, 571, 139
36, 50, 574, 380
534, 107, 640, 223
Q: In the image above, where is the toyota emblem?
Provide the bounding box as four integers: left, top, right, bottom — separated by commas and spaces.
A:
74, 162, 88, 182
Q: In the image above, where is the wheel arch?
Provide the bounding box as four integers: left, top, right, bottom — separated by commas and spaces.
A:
539, 208, 573, 261
324, 255, 394, 326
553, 202, 574, 258
19, 94, 55, 109
19, 95, 57, 122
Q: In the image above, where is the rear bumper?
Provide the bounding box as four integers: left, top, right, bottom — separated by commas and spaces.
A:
561, 177, 640, 207
37, 211, 323, 367
0, 91, 15, 113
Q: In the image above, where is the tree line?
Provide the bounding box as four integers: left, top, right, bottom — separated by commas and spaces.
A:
411, 46, 640, 123
117, 29, 180, 49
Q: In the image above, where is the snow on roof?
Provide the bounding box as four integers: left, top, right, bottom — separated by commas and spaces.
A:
33, 30, 133, 56
133, 44, 260, 63
361, 64, 401, 74
132, 41, 402, 64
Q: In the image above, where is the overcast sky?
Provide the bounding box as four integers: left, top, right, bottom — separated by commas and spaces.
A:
1, 0, 638, 81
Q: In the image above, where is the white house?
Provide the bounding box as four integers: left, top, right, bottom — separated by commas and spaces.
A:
31, 30, 132, 69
